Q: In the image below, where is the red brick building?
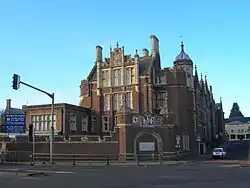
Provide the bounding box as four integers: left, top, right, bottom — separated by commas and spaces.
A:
79, 35, 225, 156
6, 35, 224, 159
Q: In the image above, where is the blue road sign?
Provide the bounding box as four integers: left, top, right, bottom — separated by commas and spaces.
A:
4, 114, 26, 133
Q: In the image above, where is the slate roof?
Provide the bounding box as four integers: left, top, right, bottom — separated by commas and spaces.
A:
2, 108, 24, 115
215, 103, 221, 110
138, 56, 153, 76
225, 117, 250, 125
0, 108, 25, 124
175, 42, 191, 61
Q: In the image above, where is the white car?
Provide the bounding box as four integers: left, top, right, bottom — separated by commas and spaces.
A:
212, 148, 226, 159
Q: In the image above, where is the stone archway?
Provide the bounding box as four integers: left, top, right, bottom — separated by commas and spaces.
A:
133, 131, 163, 161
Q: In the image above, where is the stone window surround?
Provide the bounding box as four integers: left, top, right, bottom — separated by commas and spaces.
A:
102, 116, 109, 132
69, 113, 76, 131
31, 114, 56, 132
104, 94, 111, 111
81, 116, 88, 132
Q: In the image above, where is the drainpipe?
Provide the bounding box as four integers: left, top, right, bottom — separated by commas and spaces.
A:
145, 75, 149, 112
61, 109, 64, 135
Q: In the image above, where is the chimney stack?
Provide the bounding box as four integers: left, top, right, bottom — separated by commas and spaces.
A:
142, 48, 149, 57
96, 45, 103, 62
150, 35, 159, 54
6, 99, 11, 111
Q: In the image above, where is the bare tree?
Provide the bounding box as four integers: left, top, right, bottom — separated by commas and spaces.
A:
0, 109, 4, 132
0, 109, 4, 118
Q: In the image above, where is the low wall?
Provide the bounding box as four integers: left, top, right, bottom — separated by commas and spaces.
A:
7, 142, 119, 154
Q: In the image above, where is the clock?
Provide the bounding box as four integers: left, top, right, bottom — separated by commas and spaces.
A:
113, 52, 122, 66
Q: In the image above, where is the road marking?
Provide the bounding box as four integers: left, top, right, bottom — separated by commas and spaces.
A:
27, 170, 76, 174
2, 168, 21, 171
1, 169, 75, 174
220, 164, 240, 168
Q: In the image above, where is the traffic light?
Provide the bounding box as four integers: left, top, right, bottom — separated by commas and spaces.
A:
12, 74, 20, 90
28, 124, 33, 142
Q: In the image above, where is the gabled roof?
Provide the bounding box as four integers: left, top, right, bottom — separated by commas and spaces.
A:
87, 63, 97, 81
87, 55, 156, 81
2, 108, 24, 115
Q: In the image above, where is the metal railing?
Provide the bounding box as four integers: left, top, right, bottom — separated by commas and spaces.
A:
0, 151, 192, 166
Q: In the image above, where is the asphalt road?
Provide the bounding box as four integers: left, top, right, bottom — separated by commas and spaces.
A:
0, 162, 250, 188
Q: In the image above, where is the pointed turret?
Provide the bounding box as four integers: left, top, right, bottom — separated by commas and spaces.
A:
209, 85, 213, 100
194, 65, 199, 89
204, 75, 210, 97
200, 74, 205, 94
174, 42, 193, 65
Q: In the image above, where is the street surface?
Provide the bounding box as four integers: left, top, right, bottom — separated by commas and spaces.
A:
1, 162, 250, 187
0, 140, 250, 187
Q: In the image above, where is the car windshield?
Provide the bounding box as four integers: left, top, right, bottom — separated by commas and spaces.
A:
213, 148, 222, 152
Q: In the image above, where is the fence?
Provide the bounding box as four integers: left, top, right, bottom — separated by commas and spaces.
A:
1, 151, 189, 165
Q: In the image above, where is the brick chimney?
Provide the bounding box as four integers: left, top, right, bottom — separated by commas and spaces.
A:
6, 99, 11, 112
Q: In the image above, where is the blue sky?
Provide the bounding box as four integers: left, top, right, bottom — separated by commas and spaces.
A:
0, 0, 249, 117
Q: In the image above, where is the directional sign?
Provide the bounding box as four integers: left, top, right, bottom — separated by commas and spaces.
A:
4, 114, 26, 133
176, 135, 181, 141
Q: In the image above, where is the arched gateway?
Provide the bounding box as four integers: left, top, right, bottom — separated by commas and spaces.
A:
133, 131, 163, 161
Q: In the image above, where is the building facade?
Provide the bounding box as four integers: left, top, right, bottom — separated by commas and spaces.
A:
79, 35, 224, 155
23, 103, 90, 137
225, 117, 250, 141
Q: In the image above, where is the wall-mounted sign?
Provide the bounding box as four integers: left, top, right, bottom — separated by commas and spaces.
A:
196, 135, 201, 142
139, 142, 155, 151
140, 114, 162, 127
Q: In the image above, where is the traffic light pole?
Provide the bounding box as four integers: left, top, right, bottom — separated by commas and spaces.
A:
19, 81, 55, 164
32, 125, 35, 164
50, 93, 54, 164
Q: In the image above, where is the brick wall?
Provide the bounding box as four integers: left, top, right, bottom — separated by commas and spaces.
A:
6, 142, 119, 155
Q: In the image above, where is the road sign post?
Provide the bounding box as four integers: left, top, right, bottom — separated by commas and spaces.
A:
175, 135, 181, 156
11, 74, 55, 164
